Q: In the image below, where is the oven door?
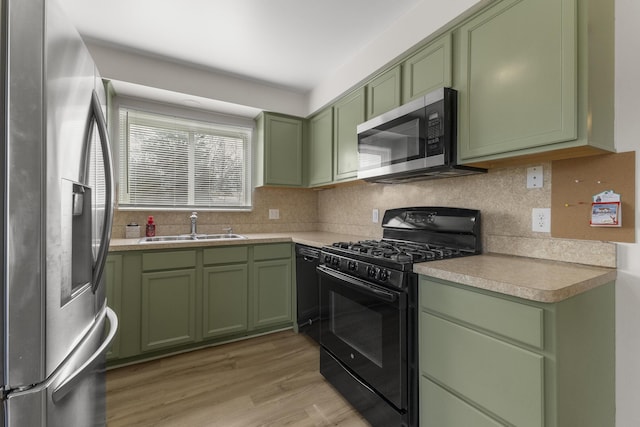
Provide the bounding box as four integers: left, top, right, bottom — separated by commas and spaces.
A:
318, 265, 407, 410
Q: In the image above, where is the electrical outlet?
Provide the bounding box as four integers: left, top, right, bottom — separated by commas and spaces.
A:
532, 208, 551, 232
527, 166, 544, 189
268, 209, 279, 220
372, 209, 379, 223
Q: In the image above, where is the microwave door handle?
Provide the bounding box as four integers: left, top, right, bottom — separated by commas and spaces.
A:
317, 266, 398, 303
90, 89, 115, 293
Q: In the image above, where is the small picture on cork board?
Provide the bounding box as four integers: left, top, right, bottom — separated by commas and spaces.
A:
551, 151, 635, 243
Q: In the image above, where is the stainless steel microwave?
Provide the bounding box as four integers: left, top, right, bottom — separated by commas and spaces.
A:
357, 87, 485, 183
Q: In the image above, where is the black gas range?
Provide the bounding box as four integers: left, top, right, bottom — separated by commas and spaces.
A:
320, 207, 481, 286
318, 207, 481, 427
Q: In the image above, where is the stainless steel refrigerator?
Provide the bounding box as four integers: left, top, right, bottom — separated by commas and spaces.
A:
1, 0, 118, 425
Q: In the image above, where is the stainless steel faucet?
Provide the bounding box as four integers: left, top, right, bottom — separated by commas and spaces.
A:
190, 212, 198, 237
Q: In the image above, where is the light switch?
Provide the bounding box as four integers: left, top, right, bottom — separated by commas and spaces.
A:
527, 166, 543, 188
268, 209, 280, 220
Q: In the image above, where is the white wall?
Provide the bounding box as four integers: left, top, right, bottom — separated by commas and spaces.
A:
308, 0, 485, 112
614, 0, 640, 425
86, 41, 308, 117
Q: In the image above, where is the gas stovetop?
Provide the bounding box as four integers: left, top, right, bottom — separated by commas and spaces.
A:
329, 239, 474, 264
321, 207, 482, 283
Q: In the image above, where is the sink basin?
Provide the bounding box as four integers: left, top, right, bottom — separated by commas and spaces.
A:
139, 234, 246, 243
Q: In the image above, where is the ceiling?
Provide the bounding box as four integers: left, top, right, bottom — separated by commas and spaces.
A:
58, 0, 424, 94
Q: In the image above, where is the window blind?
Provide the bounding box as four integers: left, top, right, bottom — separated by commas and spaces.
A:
118, 108, 252, 209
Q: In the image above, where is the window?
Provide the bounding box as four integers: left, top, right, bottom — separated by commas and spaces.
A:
118, 108, 252, 210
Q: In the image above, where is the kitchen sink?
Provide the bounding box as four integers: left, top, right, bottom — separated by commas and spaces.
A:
139, 233, 247, 243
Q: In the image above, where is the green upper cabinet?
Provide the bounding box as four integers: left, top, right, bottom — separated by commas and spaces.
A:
307, 107, 334, 187
402, 33, 452, 103
333, 87, 366, 182
456, 0, 614, 165
255, 112, 304, 187
366, 66, 401, 119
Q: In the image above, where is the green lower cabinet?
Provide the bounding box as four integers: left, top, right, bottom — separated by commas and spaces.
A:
251, 258, 292, 329
203, 264, 248, 338
422, 312, 543, 427
107, 243, 294, 365
421, 377, 503, 427
419, 276, 615, 427
141, 269, 197, 352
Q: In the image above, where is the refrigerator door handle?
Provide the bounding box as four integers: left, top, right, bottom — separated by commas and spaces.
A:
90, 89, 115, 293
51, 307, 118, 403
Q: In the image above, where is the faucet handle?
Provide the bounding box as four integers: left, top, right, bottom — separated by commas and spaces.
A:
190, 211, 198, 219
223, 227, 233, 235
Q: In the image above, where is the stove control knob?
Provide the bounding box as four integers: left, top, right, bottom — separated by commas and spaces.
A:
367, 266, 376, 278
348, 261, 358, 271
331, 257, 340, 267
379, 269, 389, 281
324, 255, 332, 264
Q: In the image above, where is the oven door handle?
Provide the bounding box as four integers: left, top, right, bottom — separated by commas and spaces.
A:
317, 265, 398, 303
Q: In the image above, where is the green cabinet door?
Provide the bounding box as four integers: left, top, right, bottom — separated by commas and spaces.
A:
402, 33, 452, 103
141, 269, 197, 352
333, 87, 365, 181
251, 258, 292, 329
203, 264, 248, 338
307, 107, 334, 186
105, 254, 122, 360
255, 112, 304, 187
367, 66, 401, 119
419, 276, 615, 427
457, 0, 577, 161
421, 377, 504, 427
421, 312, 544, 427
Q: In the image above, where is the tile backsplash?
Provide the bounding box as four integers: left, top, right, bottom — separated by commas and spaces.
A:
316, 162, 616, 268
111, 187, 319, 238
111, 162, 616, 268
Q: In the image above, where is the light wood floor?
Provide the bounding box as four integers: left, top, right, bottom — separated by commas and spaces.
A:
106, 330, 370, 426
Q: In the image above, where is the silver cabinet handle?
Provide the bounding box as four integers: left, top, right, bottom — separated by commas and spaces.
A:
90, 89, 115, 293
52, 307, 118, 403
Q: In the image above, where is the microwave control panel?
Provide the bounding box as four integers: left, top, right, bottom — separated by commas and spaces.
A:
426, 111, 444, 157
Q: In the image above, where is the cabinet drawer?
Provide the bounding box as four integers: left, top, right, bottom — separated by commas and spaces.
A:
203, 246, 248, 265
421, 377, 503, 427
142, 250, 196, 271
253, 243, 291, 261
420, 278, 543, 349
421, 312, 544, 427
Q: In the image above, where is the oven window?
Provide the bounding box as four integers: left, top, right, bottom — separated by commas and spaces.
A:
358, 118, 422, 171
330, 291, 383, 367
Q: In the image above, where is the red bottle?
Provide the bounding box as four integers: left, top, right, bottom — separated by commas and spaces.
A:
145, 216, 156, 237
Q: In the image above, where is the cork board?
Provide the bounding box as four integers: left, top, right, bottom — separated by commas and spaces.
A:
551, 151, 635, 243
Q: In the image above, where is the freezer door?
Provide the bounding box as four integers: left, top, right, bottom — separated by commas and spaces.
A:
4, 307, 118, 427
